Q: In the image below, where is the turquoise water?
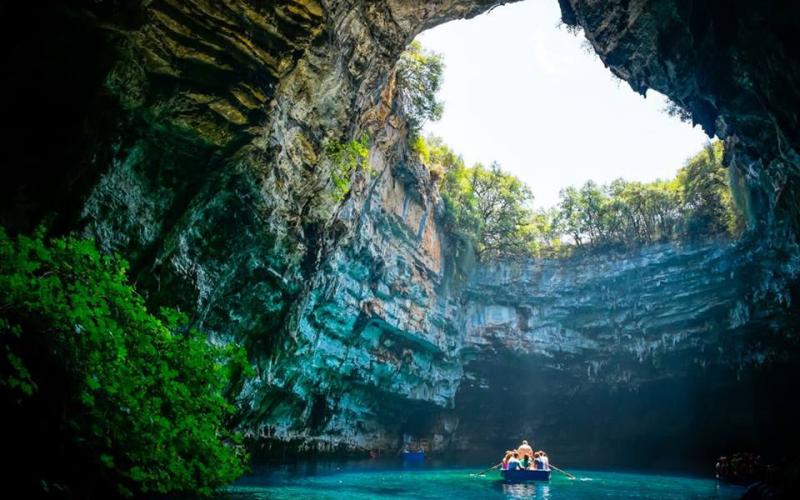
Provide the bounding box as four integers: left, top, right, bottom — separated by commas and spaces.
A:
220, 462, 747, 499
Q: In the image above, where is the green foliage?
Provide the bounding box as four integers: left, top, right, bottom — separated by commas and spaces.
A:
411, 134, 430, 165
431, 135, 743, 260
555, 141, 743, 250
393, 41, 740, 259
557, 177, 683, 249
440, 159, 537, 260
324, 134, 370, 202
395, 41, 444, 134
0, 228, 249, 497
416, 134, 464, 183
662, 97, 694, 124
679, 141, 744, 236
525, 207, 568, 257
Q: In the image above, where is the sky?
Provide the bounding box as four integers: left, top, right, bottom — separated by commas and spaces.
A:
416, 0, 711, 209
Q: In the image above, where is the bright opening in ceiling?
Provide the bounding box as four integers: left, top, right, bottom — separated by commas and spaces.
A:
416, 0, 710, 209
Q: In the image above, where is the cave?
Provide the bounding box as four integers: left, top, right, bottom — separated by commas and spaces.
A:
1, 0, 799, 497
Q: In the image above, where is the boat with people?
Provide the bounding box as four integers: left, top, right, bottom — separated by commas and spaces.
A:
497, 440, 554, 483
401, 450, 425, 462
400, 436, 427, 462
501, 468, 551, 483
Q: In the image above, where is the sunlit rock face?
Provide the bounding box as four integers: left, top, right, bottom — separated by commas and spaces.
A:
1, 0, 800, 464
454, 241, 800, 467
237, 118, 469, 453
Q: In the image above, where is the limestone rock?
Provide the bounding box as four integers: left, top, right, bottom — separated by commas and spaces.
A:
1, 0, 799, 465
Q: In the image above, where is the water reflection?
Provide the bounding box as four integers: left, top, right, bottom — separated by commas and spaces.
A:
501, 482, 551, 499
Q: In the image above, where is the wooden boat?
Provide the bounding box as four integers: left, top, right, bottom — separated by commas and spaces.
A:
501, 468, 551, 483
401, 451, 425, 462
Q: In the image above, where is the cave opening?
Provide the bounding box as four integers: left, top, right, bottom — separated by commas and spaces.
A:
1, 0, 799, 497
414, 0, 710, 211
380, 0, 800, 479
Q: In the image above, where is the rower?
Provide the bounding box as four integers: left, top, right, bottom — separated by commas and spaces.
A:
501, 450, 514, 470
540, 451, 550, 471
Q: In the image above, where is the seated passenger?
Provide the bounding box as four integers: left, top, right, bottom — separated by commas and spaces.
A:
534, 451, 544, 470
501, 450, 514, 470
507, 452, 522, 470
540, 451, 550, 470
517, 440, 534, 459
520, 454, 531, 470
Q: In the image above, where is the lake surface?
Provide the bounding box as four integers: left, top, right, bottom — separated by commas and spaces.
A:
219, 461, 747, 499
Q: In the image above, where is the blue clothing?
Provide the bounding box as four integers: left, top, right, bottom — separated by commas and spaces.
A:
507, 458, 522, 470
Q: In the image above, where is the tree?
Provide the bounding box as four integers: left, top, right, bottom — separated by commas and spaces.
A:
525, 207, 565, 257
471, 162, 535, 258
0, 228, 249, 497
439, 158, 482, 250
577, 180, 608, 246
435, 137, 741, 260
557, 186, 584, 247
395, 41, 444, 134
426, 134, 464, 182
554, 144, 737, 251
440, 160, 536, 260
678, 141, 739, 238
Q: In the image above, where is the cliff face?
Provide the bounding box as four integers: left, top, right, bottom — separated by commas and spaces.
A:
2, 0, 800, 464
455, 242, 800, 466
237, 118, 468, 453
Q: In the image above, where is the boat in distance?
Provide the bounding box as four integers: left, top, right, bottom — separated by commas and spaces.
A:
401, 451, 425, 462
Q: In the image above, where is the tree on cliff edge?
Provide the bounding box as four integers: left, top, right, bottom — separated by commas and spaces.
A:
395, 40, 444, 134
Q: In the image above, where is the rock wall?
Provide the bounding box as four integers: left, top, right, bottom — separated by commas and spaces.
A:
1, 0, 487, 456
237, 119, 468, 454
1, 0, 800, 465
561, 0, 800, 235
455, 241, 800, 467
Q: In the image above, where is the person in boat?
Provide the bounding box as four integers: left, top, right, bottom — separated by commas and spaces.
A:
540, 451, 550, 471
501, 450, 514, 470
517, 440, 534, 459
520, 453, 532, 470
533, 451, 543, 470
506, 452, 523, 470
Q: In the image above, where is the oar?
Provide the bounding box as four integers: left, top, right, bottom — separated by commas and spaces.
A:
472, 462, 502, 476
549, 463, 576, 479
